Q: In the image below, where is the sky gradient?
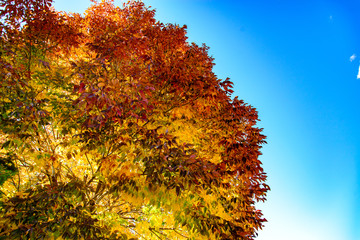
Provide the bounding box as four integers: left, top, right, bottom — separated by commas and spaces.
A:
54, 1, 360, 239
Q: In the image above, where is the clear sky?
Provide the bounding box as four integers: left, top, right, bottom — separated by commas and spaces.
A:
54, 0, 360, 239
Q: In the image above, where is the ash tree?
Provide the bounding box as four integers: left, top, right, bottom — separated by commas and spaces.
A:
0, 0, 269, 239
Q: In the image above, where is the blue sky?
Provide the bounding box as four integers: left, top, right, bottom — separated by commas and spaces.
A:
54, 1, 360, 239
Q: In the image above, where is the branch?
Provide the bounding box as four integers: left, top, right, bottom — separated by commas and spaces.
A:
149, 227, 189, 239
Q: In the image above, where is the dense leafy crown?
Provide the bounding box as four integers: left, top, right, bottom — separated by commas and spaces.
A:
0, 0, 269, 239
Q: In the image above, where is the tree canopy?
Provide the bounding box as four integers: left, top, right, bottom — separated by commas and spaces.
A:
0, 0, 269, 239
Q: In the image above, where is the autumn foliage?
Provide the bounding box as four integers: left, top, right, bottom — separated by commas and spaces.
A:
0, 0, 269, 239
